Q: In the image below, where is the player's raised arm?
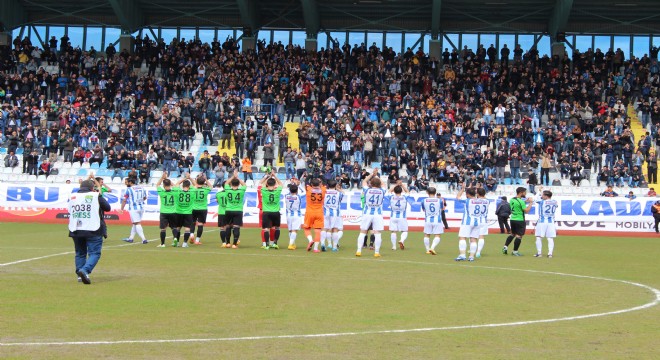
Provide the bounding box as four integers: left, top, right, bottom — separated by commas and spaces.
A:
398, 180, 410, 194
88, 173, 101, 191
235, 170, 247, 187
362, 169, 376, 188
156, 171, 167, 187
456, 184, 465, 199
258, 173, 270, 186
175, 176, 187, 187
272, 170, 283, 187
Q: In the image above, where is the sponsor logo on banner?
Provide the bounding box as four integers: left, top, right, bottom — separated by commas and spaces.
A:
0, 183, 657, 233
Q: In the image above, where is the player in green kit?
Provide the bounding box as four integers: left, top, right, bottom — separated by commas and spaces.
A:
224, 170, 247, 248
215, 181, 230, 247
259, 169, 284, 249
190, 175, 213, 245
156, 172, 180, 247
173, 174, 195, 248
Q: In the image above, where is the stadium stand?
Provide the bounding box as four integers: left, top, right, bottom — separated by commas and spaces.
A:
0, 32, 659, 200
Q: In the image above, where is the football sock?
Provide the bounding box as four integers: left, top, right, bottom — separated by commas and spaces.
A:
270, 228, 275, 243
459, 239, 467, 255
373, 233, 382, 254
304, 229, 312, 242
477, 238, 485, 253
369, 234, 375, 247
313, 241, 319, 251
274, 229, 280, 244
504, 234, 514, 246
357, 233, 366, 251
129, 225, 136, 240
469, 242, 477, 257
173, 228, 180, 241
547, 238, 554, 255
289, 232, 297, 245
263, 229, 270, 246
261, 228, 265, 243
183, 232, 190, 243
191, 224, 196, 238
535, 237, 542, 254
232, 227, 240, 244
135, 224, 146, 241
431, 236, 441, 250
513, 237, 522, 251
220, 229, 226, 243
401, 232, 408, 243
391, 233, 397, 248
160, 230, 166, 245
423, 237, 430, 251
338, 231, 343, 241
331, 232, 339, 248
196, 225, 204, 239
320, 231, 327, 246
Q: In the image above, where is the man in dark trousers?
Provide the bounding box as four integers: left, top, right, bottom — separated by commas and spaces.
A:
495, 196, 511, 234
652, 201, 660, 233
68, 180, 111, 284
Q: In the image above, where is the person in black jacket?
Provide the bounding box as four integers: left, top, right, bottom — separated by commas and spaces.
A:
651, 201, 660, 233
68, 180, 111, 284
495, 196, 511, 234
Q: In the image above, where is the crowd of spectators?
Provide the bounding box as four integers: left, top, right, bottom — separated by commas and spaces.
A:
1, 32, 660, 194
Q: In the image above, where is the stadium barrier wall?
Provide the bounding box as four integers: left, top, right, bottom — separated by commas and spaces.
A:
0, 183, 657, 234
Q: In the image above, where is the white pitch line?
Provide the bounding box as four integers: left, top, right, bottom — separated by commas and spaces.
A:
0, 229, 219, 268
0, 255, 658, 347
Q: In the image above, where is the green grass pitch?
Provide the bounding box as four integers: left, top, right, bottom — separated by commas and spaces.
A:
0, 223, 658, 359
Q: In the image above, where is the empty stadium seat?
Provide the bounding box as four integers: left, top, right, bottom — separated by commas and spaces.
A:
37, 175, 48, 182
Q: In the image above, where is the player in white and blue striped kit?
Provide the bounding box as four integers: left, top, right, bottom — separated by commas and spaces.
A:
285, 179, 304, 250
534, 187, 558, 258
421, 187, 444, 255
356, 171, 387, 258
456, 187, 490, 261
388, 182, 409, 250
322, 180, 344, 252
120, 177, 148, 244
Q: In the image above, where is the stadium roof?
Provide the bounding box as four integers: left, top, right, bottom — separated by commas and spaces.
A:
1, 0, 659, 38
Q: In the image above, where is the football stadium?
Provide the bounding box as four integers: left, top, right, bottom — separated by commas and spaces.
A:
1, 0, 659, 358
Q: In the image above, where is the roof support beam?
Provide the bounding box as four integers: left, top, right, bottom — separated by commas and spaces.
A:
237, 0, 260, 36
108, 0, 144, 34
548, 0, 573, 41
0, 0, 27, 31
300, 0, 320, 37
431, 0, 442, 40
